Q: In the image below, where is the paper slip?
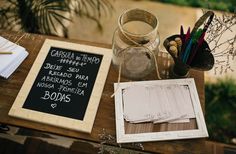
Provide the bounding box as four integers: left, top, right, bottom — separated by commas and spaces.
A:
0, 36, 28, 78
122, 84, 196, 124
123, 86, 151, 123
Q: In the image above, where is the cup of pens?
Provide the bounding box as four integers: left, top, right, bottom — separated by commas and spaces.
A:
164, 11, 215, 78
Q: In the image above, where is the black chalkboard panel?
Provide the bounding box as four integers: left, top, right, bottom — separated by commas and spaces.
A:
23, 47, 103, 120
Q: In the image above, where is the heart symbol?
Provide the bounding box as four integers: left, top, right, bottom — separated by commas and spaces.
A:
51, 103, 57, 109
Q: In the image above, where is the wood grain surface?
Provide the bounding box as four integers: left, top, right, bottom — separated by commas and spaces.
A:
0, 30, 206, 153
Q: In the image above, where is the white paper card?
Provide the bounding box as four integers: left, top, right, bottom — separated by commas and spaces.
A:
0, 36, 28, 78
123, 85, 151, 123
122, 84, 196, 124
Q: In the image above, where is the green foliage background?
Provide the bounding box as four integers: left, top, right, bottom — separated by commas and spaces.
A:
153, 0, 236, 13
0, 0, 112, 36
205, 79, 236, 144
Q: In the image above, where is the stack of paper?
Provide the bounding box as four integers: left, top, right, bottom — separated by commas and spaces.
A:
123, 84, 195, 124
0, 36, 28, 79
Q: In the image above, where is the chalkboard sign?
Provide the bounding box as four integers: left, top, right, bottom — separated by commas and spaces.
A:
9, 39, 112, 133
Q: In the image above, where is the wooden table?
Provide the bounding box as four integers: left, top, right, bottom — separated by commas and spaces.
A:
0, 30, 207, 153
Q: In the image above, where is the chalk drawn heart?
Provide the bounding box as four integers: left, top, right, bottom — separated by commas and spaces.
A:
51, 103, 57, 109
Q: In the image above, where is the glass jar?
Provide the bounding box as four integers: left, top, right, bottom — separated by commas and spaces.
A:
112, 8, 160, 80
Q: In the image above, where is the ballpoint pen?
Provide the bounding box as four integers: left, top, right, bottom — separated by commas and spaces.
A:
180, 27, 191, 59
187, 32, 205, 65
180, 25, 184, 43
0, 51, 13, 54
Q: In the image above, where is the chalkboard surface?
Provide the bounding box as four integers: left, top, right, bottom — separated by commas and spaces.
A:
23, 47, 103, 120
9, 39, 112, 133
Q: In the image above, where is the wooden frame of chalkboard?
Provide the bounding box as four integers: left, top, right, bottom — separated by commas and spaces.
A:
9, 39, 112, 133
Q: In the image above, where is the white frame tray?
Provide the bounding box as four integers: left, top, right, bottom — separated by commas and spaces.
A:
114, 78, 208, 143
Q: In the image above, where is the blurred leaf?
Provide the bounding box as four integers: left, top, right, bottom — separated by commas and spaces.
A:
0, 0, 113, 36
153, 0, 236, 13
205, 78, 236, 144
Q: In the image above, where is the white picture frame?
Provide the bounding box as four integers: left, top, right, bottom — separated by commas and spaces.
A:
114, 78, 208, 143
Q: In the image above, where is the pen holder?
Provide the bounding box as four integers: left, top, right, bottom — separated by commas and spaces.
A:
163, 11, 215, 78
164, 34, 214, 78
